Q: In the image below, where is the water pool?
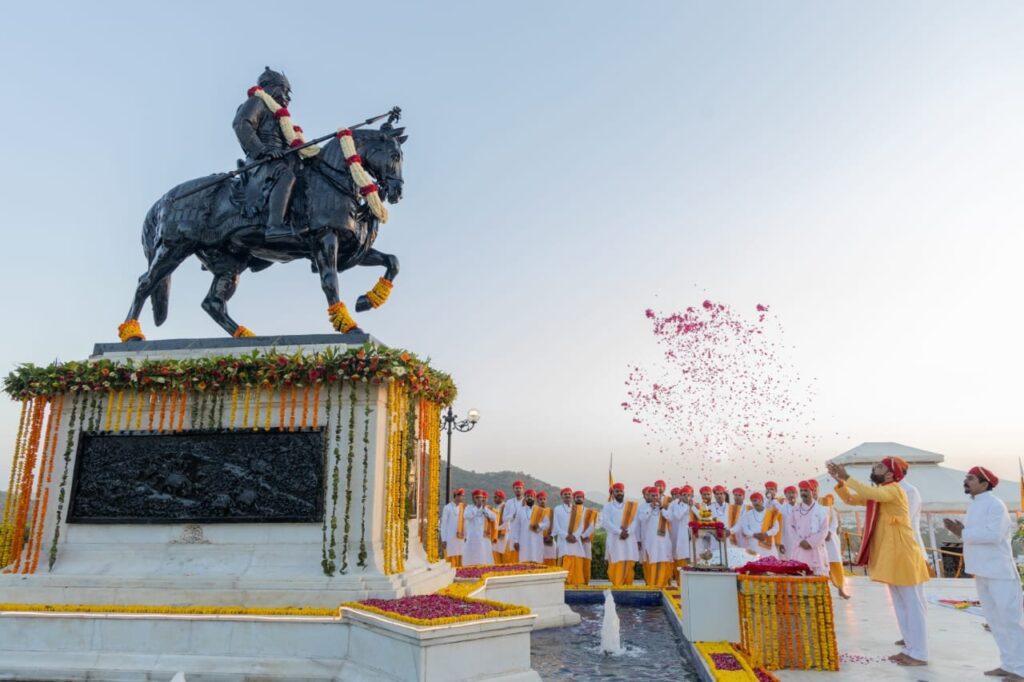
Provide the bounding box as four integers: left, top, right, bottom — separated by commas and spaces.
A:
530, 601, 700, 681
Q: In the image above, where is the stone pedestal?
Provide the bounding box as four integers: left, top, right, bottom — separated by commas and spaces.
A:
468, 570, 580, 630
0, 335, 452, 607
679, 569, 740, 642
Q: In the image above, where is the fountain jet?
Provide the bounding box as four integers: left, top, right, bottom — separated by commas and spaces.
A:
600, 590, 623, 655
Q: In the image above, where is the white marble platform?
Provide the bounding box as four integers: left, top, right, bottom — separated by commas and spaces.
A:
0, 607, 541, 681
777, 577, 1002, 682
465, 570, 580, 630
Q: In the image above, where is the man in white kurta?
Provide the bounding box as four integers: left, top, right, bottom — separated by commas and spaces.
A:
668, 486, 694, 567
491, 490, 510, 563
600, 483, 640, 585
439, 488, 466, 567
502, 481, 526, 563
944, 466, 1024, 680
735, 493, 778, 557
775, 485, 798, 558
513, 489, 548, 564
462, 490, 497, 566
552, 488, 574, 562
639, 489, 674, 586
558, 491, 592, 586
788, 482, 829, 575
900, 476, 929, 564
710, 486, 729, 524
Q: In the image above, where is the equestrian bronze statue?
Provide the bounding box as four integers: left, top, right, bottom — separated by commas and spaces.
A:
118, 67, 407, 342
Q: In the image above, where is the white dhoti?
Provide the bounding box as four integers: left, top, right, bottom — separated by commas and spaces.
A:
977, 576, 1024, 676
887, 583, 928, 662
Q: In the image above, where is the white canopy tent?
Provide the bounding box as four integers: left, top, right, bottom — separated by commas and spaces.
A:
810, 442, 1022, 576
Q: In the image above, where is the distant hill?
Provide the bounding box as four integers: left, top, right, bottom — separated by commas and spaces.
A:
443, 466, 602, 510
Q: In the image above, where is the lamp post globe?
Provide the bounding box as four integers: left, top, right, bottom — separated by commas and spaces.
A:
442, 407, 481, 508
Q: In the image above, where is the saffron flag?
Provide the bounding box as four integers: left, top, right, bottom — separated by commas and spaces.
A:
608, 453, 614, 500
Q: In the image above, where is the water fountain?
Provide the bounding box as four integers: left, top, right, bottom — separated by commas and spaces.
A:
599, 590, 623, 656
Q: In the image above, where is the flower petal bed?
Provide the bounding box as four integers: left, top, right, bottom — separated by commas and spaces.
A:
343, 593, 529, 626
455, 563, 550, 579
710, 653, 743, 671
735, 556, 812, 576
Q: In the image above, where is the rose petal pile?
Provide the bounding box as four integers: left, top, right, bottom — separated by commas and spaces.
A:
709, 652, 743, 671
358, 594, 497, 620
735, 555, 812, 576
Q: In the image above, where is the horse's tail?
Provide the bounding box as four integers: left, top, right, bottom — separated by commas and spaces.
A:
143, 202, 172, 327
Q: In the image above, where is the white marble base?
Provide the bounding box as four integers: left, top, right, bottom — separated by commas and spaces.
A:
0, 607, 541, 682
679, 569, 740, 642
470, 570, 580, 630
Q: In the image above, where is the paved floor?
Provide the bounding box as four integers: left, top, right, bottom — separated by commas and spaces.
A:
778, 576, 1001, 681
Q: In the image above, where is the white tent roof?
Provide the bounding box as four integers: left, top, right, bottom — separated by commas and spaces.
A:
816, 442, 1021, 513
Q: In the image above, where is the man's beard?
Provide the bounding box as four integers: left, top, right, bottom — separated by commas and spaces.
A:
526, 500, 534, 507
869, 472, 886, 484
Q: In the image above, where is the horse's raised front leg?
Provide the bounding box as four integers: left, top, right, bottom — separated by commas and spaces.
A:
355, 248, 400, 313
201, 269, 253, 338
315, 232, 361, 334
120, 243, 190, 342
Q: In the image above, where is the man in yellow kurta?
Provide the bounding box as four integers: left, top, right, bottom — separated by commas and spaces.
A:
828, 457, 931, 667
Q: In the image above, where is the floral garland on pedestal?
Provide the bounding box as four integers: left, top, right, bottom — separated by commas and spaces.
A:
0, 345, 454, 574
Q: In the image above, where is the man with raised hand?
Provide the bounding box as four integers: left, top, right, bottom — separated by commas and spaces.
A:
462, 490, 497, 566
513, 489, 547, 564
502, 480, 526, 563
828, 457, 930, 667
944, 467, 1024, 681
710, 486, 729, 524
440, 488, 466, 568
600, 482, 640, 586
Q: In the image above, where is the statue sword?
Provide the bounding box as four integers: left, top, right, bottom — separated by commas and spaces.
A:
172, 107, 401, 202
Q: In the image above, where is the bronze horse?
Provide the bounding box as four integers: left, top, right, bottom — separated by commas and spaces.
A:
120, 127, 406, 340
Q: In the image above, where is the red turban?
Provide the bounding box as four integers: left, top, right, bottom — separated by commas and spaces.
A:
681, 485, 694, 493
807, 479, 819, 490
472, 489, 487, 497
784, 485, 797, 494
654, 479, 667, 488
798, 481, 812, 490
881, 456, 908, 482
524, 489, 536, 497
732, 487, 745, 496
494, 490, 506, 499
699, 486, 712, 494
765, 481, 778, 489
670, 487, 681, 495
536, 491, 548, 500
560, 487, 573, 495
969, 466, 999, 488
612, 482, 625, 492
573, 490, 585, 498
749, 492, 764, 501
512, 480, 524, 488
713, 485, 726, 494
454, 487, 465, 496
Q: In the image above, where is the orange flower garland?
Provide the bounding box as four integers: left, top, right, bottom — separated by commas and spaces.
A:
365, 277, 393, 309
232, 326, 256, 338
737, 574, 838, 671
117, 319, 145, 343
328, 301, 358, 334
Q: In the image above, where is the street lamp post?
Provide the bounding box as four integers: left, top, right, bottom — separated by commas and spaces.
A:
442, 406, 480, 504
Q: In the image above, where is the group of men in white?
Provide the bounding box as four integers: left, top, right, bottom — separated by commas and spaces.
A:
440, 482, 599, 585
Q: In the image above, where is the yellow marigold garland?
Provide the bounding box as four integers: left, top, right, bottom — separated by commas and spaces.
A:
365, 277, 393, 309
328, 301, 358, 334
0, 602, 337, 617
736, 574, 838, 671
117, 319, 145, 343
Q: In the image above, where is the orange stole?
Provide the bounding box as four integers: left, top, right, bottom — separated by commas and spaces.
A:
529, 504, 545, 530
759, 508, 780, 549
567, 503, 582, 535
542, 508, 554, 539
485, 506, 500, 542
455, 503, 466, 540
621, 501, 638, 531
